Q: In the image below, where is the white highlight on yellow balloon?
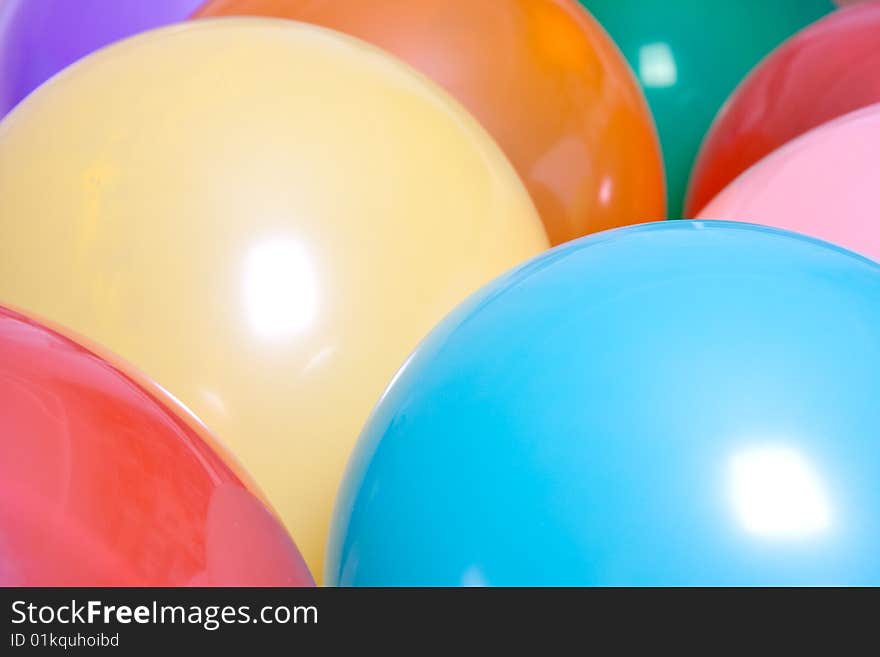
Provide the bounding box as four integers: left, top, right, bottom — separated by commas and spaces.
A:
728, 445, 831, 539
243, 239, 318, 339
0, 20, 548, 580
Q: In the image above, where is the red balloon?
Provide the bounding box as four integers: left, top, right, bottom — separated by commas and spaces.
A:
686, 2, 880, 216
0, 305, 313, 586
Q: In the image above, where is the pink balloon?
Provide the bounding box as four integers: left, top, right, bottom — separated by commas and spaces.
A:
698, 103, 880, 262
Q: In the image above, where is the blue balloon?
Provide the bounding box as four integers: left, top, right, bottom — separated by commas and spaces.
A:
326, 221, 880, 586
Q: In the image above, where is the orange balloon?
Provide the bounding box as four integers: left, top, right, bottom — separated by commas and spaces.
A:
193, 0, 666, 244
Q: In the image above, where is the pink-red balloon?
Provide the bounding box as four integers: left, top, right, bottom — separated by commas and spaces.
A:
0, 305, 313, 586
687, 2, 880, 216
698, 104, 880, 262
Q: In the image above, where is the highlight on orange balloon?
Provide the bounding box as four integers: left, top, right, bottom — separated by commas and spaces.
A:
192, 0, 666, 244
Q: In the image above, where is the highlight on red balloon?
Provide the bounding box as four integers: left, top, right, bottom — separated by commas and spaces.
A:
687, 1, 880, 216
0, 305, 313, 587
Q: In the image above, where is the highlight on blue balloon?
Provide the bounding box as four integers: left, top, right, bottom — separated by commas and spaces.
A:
326, 220, 880, 586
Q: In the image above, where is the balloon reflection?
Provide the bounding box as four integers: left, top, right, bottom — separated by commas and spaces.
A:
638, 42, 677, 88
0, 20, 549, 579
243, 239, 318, 339
728, 445, 831, 539
598, 176, 614, 207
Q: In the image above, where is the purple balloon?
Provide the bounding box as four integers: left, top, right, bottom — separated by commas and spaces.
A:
0, 0, 203, 117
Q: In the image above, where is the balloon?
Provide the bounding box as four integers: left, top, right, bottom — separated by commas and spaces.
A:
0, 305, 313, 586
579, 0, 834, 218
0, 0, 202, 118
688, 3, 880, 216
0, 20, 548, 581
698, 104, 880, 262
327, 221, 880, 586
192, 0, 665, 245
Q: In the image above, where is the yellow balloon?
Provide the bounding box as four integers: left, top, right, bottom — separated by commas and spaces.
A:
0, 19, 548, 580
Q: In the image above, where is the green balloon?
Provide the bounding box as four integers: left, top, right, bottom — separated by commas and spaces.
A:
580, 0, 834, 218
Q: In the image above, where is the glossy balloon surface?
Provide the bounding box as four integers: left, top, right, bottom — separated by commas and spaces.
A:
327, 221, 880, 586
193, 0, 665, 244
0, 306, 313, 587
0, 0, 201, 117
579, 0, 833, 218
0, 20, 548, 580
699, 105, 880, 263
688, 2, 880, 215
